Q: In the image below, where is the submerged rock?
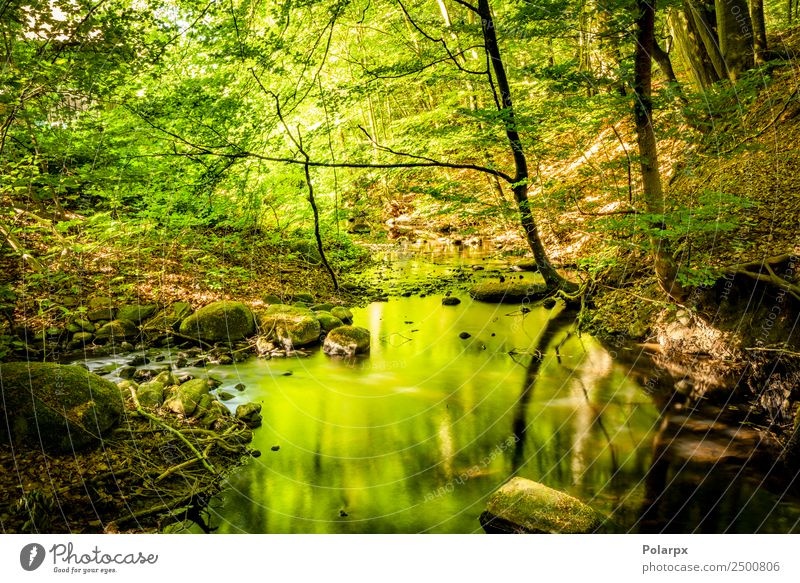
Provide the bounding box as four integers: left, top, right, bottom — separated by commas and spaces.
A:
442, 297, 461, 306
257, 304, 321, 348
323, 326, 370, 356
0, 362, 124, 452
480, 477, 604, 534
179, 301, 255, 343
468, 281, 549, 303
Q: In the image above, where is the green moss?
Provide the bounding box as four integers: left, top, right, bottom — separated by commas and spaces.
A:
323, 325, 370, 356
483, 477, 603, 534
179, 301, 255, 342
316, 311, 345, 332
469, 281, 548, 303
257, 304, 321, 347
0, 362, 123, 452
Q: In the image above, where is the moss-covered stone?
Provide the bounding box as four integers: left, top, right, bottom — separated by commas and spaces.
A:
513, 259, 539, 272
311, 303, 335, 312
291, 292, 315, 304
316, 311, 345, 332
141, 302, 193, 335
323, 325, 370, 356
163, 378, 210, 417
257, 304, 321, 348
95, 319, 139, 343
179, 301, 255, 343
71, 332, 94, 345
86, 296, 115, 322
480, 477, 604, 534
117, 304, 158, 324
330, 306, 354, 323
468, 281, 549, 303
0, 362, 123, 452
235, 402, 262, 428
136, 381, 166, 408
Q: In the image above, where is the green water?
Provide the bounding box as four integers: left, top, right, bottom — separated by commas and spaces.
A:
197, 247, 660, 533
209, 296, 659, 533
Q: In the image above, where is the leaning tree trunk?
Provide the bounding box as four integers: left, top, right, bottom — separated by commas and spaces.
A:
477, 0, 576, 292
749, 0, 768, 63
716, 0, 755, 80
634, 0, 688, 302
669, 6, 721, 90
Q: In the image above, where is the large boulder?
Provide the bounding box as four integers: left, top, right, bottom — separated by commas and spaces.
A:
323, 326, 370, 357
179, 301, 255, 343
0, 362, 124, 452
257, 304, 321, 348
95, 319, 140, 344
468, 281, 549, 303
479, 477, 604, 534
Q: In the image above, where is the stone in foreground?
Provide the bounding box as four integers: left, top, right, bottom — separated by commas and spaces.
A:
0, 362, 124, 452
480, 477, 604, 534
257, 304, 322, 348
179, 301, 255, 343
468, 281, 549, 303
323, 326, 370, 356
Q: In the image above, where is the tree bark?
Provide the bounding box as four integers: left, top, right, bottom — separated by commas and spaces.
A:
477, 0, 575, 291
634, 0, 687, 301
749, 0, 768, 63
652, 40, 689, 104
669, 4, 722, 90
715, 0, 755, 79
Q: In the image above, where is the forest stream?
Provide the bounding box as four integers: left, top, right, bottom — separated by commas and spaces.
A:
74, 245, 800, 534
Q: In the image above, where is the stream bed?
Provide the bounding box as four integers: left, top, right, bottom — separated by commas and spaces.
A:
84, 245, 800, 533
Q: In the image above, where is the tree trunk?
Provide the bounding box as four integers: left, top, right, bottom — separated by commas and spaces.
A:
749, 0, 768, 63
652, 40, 689, 104
715, 0, 755, 79
669, 5, 722, 90
477, 0, 575, 291
687, 1, 727, 80
634, 0, 687, 301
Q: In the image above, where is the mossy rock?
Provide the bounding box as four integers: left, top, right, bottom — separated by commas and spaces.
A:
163, 378, 210, 417
330, 306, 354, 324
68, 319, 95, 334
513, 259, 539, 272
0, 362, 124, 452
263, 294, 283, 305
141, 302, 193, 334
86, 296, 115, 322
95, 319, 140, 344
323, 325, 370, 357
71, 332, 94, 345
136, 380, 166, 408
235, 402, 262, 428
116, 304, 158, 324
479, 477, 604, 534
311, 303, 335, 312
179, 301, 255, 343
291, 292, 315, 304
468, 281, 549, 303
257, 304, 321, 348
316, 311, 345, 332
